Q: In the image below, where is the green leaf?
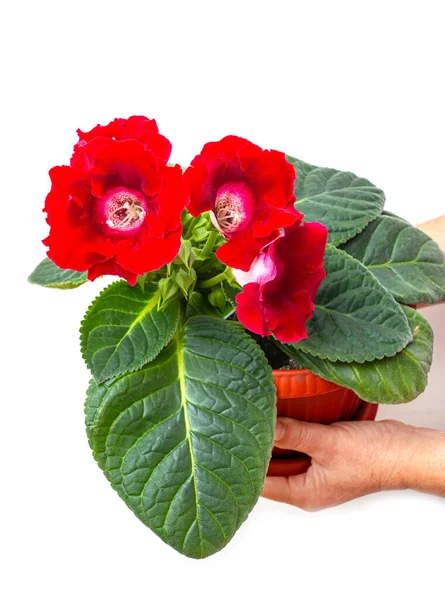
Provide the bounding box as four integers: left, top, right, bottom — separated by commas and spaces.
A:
288, 156, 385, 245
185, 292, 219, 318
193, 225, 210, 243
382, 210, 409, 223
208, 288, 227, 310
157, 276, 180, 308
341, 213, 445, 305
175, 267, 197, 297
80, 281, 179, 383
28, 257, 87, 289
173, 239, 196, 270
222, 279, 241, 305
85, 316, 276, 559
280, 306, 433, 404
295, 245, 413, 362
185, 289, 235, 320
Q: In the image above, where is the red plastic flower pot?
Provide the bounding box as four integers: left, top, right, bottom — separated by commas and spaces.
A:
267, 369, 378, 477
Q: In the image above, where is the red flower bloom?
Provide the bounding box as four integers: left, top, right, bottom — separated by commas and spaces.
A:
44, 117, 188, 285
234, 219, 328, 343
184, 136, 301, 271
72, 115, 172, 169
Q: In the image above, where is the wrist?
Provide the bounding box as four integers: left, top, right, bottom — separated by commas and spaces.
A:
376, 421, 445, 495
372, 421, 435, 492
401, 427, 445, 495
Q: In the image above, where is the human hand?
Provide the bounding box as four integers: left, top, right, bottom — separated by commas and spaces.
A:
262, 418, 445, 510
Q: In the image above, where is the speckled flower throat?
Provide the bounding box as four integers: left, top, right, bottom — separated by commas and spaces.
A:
102, 188, 147, 234
212, 181, 254, 234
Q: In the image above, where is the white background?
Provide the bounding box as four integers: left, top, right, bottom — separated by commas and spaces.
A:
1, 1, 444, 598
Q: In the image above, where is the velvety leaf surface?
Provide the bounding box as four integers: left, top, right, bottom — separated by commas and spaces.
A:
288, 156, 385, 245
85, 316, 276, 559
28, 257, 87, 289
81, 281, 179, 382
281, 306, 433, 404
295, 245, 413, 362
341, 213, 445, 304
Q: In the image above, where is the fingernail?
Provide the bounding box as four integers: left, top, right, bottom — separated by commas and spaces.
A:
275, 419, 285, 441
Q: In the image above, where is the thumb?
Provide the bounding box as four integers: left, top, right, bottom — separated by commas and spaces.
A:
274, 417, 333, 456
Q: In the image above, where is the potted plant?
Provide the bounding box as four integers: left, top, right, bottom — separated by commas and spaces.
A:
29, 116, 445, 559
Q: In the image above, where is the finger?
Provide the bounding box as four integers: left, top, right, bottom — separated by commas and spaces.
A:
261, 474, 309, 508
274, 417, 333, 455
261, 475, 293, 504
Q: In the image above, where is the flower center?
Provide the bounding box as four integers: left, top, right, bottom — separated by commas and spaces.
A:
103, 189, 146, 234
212, 182, 254, 234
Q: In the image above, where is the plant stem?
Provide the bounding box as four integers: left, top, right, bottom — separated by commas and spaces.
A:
183, 219, 195, 239
199, 230, 218, 259
198, 269, 229, 289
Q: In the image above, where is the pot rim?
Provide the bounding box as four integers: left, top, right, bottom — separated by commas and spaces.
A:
272, 367, 311, 376
271, 366, 341, 397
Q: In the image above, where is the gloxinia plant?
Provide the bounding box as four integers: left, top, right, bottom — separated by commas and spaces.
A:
29, 116, 445, 559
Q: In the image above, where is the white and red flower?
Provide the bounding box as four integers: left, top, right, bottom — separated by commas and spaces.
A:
234, 219, 328, 343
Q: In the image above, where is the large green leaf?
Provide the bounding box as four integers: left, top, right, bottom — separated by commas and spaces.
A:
288, 156, 385, 245
341, 213, 445, 305
295, 245, 413, 362
85, 316, 276, 559
28, 257, 87, 289
81, 281, 179, 383
281, 306, 433, 404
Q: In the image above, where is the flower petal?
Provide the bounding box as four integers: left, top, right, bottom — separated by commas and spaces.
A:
234, 219, 328, 341
264, 290, 314, 343
115, 226, 182, 274
44, 118, 182, 285
216, 229, 279, 271
87, 259, 138, 285
235, 283, 269, 337
88, 139, 162, 198
185, 135, 299, 266
232, 249, 278, 288
44, 166, 115, 271
73, 116, 171, 166
144, 164, 189, 238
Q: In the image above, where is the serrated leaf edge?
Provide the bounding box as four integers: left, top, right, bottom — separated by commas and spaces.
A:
80, 280, 180, 383
84, 317, 277, 557
295, 245, 413, 363
279, 306, 433, 404
341, 213, 445, 304
289, 157, 385, 246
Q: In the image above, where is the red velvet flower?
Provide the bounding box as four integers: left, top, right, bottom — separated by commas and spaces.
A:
71, 115, 172, 169
43, 117, 188, 285
234, 219, 328, 343
184, 136, 301, 271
